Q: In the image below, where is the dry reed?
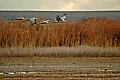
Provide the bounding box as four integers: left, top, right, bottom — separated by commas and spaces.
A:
0, 18, 120, 57
0, 18, 120, 48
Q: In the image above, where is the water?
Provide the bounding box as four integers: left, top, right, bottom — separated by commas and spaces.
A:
0, 11, 120, 22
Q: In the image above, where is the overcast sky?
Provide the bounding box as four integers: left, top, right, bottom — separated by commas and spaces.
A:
0, 0, 120, 11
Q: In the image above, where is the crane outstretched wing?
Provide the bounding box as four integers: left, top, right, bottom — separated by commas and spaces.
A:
56, 13, 67, 22
60, 15, 66, 21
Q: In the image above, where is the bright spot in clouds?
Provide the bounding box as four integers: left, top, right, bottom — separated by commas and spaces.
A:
61, 2, 76, 10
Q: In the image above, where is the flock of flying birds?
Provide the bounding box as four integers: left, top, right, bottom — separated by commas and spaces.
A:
11, 13, 67, 25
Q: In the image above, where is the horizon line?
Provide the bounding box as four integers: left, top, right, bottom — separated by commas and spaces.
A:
0, 9, 120, 12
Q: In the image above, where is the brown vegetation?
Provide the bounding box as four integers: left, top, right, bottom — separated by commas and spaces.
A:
0, 18, 120, 48
0, 18, 120, 57
0, 46, 119, 58
1, 73, 120, 79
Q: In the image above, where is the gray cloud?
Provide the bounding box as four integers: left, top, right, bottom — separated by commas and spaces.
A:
0, 0, 120, 10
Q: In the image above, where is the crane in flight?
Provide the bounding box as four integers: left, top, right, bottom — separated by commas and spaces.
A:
56, 13, 67, 22
26, 17, 38, 25
11, 17, 25, 20
40, 19, 50, 24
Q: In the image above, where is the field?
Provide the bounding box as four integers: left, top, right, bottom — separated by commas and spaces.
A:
0, 58, 120, 80
0, 18, 120, 79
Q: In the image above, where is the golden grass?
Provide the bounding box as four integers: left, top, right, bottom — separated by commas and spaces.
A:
0, 45, 119, 58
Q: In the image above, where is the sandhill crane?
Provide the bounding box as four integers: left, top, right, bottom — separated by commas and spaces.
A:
41, 19, 50, 24
26, 17, 38, 25
56, 13, 67, 22
17, 17, 25, 20
12, 17, 25, 20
